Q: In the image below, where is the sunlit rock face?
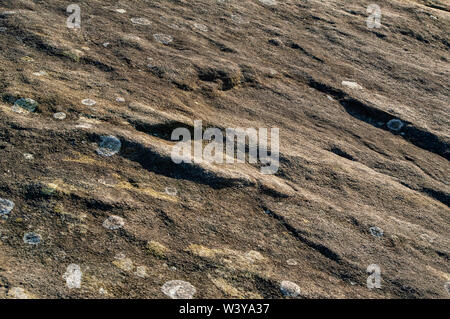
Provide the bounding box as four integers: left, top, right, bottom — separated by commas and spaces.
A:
0, 0, 448, 299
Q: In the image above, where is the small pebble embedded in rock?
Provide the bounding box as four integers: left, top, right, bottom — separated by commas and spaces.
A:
103, 215, 125, 230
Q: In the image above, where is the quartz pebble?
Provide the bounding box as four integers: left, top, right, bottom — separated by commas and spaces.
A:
193, 23, 208, 32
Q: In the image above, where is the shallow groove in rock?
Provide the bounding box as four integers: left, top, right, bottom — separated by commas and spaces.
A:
307, 79, 449, 161
262, 207, 342, 264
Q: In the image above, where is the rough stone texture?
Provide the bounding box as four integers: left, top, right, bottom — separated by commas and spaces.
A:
0, 0, 449, 299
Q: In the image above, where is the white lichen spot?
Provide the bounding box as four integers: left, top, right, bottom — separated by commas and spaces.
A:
53, 112, 67, 120
387, 119, 404, 132
245, 250, 264, 262
231, 14, 247, 24
286, 259, 298, 266
153, 33, 173, 44
23, 153, 34, 160
131, 17, 151, 25
32, 70, 47, 77
8, 287, 31, 299
259, 0, 278, 5
165, 187, 178, 196
280, 280, 301, 297
420, 233, 434, 243
103, 215, 125, 230
115, 9, 126, 14
113, 256, 134, 272
81, 99, 96, 106
114, 252, 126, 260
135, 266, 148, 278
161, 280, 196, 299
341, 81, 363, 90
193, 23, 208, 32
63, 264, 82, 289
1, 11, 16, 16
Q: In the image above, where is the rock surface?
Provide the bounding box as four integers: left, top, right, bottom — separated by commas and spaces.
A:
0, 0, 449, 298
